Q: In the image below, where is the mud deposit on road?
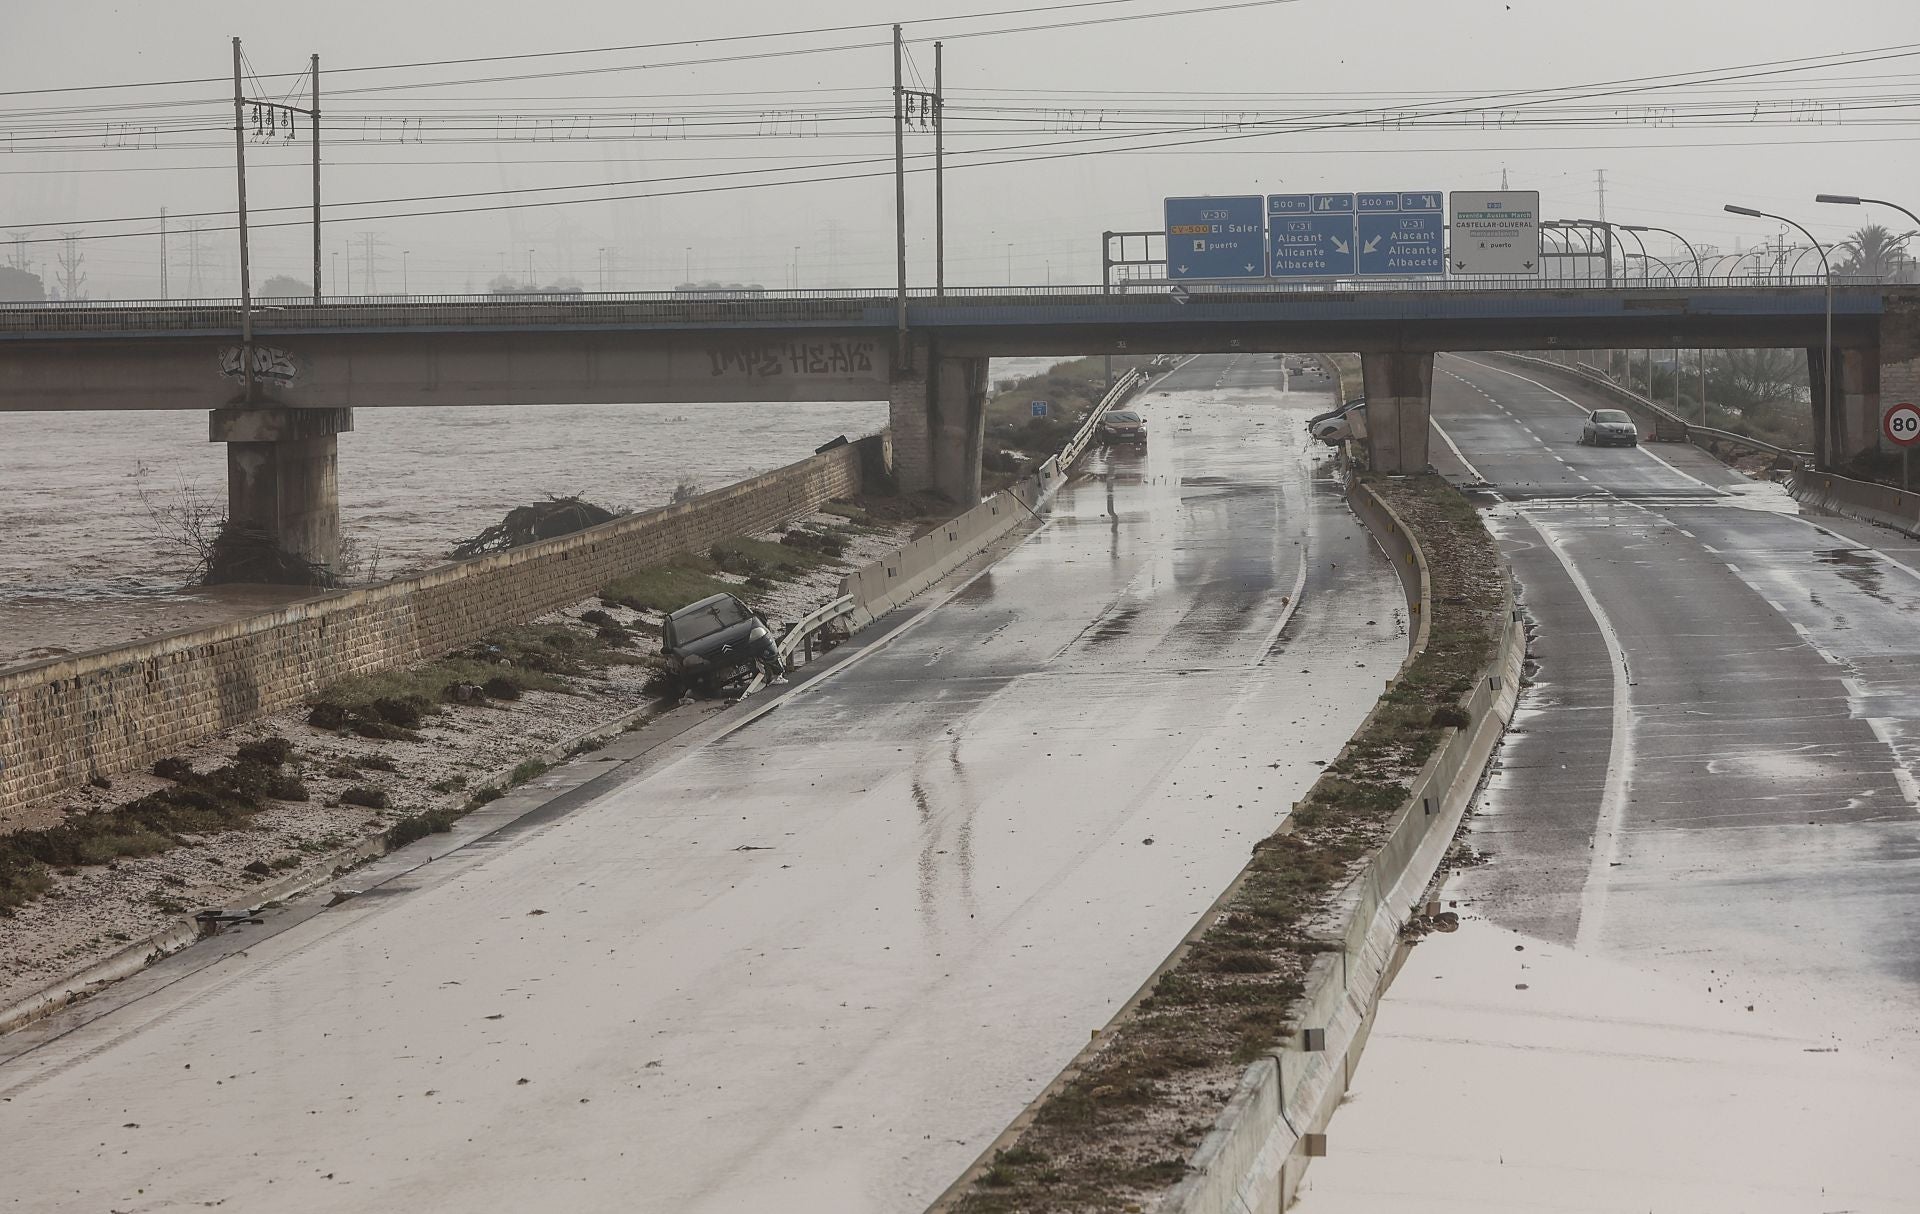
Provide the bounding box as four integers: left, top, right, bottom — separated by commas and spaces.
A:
0, 511, 908, 1016
952, 475, 1504, 1214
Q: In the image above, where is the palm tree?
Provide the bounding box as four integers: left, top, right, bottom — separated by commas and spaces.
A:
1833, 223, 1918, 281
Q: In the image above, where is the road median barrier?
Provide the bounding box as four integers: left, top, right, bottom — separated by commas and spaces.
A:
934, 473, 1522, 1214
1786, 466, 1920, 537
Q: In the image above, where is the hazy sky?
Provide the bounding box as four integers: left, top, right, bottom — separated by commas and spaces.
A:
5, 0, 1917, 297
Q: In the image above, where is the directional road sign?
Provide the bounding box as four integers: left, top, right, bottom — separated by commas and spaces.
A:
1031, 400, 1050, 418
1163, 196, 1266, 280
1269, 194, 1356, 277
1449, 190, 1541, 275
1357, 192, 1444, 276
1886, 401, 1920, 447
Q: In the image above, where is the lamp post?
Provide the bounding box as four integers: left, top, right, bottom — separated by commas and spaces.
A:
1816, 193, 1920, 230
1623, 224, 1703, 418
402, 249, 410, 296
1727, 203, 1834, 467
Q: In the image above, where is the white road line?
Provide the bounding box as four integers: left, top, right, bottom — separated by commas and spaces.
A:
1448, 355, 1723, 494
1429, 417, 1489, 484
1528, 512, 1637, 954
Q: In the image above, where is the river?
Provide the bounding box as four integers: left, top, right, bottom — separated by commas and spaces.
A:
0, 357, 1065, 667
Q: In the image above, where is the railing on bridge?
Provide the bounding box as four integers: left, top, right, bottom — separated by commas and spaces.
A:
0, 276, 1888, 336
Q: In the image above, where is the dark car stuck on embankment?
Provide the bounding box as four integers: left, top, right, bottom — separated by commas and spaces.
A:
661, 593, 783, 695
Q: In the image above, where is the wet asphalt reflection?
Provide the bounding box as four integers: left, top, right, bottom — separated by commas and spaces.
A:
0, 354, 1405, 1214
1433, 353, 1920, 1055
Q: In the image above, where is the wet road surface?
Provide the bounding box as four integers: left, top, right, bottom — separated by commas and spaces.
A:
0, 354, 1406, 1213
1299, 354, 1920, 1211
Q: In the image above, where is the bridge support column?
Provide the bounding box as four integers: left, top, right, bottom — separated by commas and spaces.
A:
209, 407, 353, 577
1808, 347, 1881, 467
1361, 351, 1433, 474
889, 341, 985, 503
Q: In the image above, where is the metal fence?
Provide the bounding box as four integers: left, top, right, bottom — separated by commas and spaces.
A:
0, 276, 1892, 336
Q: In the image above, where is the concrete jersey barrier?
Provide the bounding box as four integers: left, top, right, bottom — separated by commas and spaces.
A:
1787, 466, 1920, 537
840, 368, 1147, 628
1153, 481, 1525, 1214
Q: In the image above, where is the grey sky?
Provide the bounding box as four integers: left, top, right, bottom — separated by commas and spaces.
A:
5, 0, 1917, 296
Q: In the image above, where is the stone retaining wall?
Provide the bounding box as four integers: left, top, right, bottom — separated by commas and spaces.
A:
0, 435, 883, 817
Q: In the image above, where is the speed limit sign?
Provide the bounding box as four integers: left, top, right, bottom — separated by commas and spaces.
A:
1887, 402, 1920, 448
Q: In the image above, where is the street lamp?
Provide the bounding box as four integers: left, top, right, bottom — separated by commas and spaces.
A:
1727, 203, 1834, 467
402, 250, 410, 296
1622, 224, 1704, 419
1816, 193, 1920, 230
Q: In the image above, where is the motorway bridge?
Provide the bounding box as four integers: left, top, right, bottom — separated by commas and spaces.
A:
2, 282, 1916, 574
5, 352, 1919, 1210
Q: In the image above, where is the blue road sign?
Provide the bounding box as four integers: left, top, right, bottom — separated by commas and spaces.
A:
1357, 191, 1444, 277
1163, 196, 1265, 280
1031, 400, 1049, 417
1270, 194, 1355, 277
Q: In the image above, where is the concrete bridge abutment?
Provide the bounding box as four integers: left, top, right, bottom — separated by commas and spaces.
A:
1361, 351, 1434, 474
889, 340, 985, 504
209, 406, 353, 576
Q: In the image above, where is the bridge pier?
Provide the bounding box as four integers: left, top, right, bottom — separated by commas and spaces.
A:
209, 407, 353, 578
1807, 347, 1882, 467
1361, 351, 1434, 474
889, 341, 985, 503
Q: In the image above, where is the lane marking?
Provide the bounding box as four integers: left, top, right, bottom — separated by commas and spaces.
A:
1447, 355, 1723, 495
1528, 513, 1637, 954
1429, 417, 1489, 484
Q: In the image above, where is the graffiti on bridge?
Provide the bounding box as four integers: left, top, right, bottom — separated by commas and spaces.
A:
708, 340, 879, 379
218, 345, 301, 387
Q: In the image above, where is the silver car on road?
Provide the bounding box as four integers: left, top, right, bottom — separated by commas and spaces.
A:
1580, 408, 1639, 447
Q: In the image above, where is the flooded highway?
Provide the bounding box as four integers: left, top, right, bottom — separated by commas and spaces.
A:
1297, 354, 1920, 1212
0, 354, 1407, 1213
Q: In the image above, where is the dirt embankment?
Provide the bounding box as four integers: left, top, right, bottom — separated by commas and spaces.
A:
0, 505, 913, 1015
947, 474, 1504, 1214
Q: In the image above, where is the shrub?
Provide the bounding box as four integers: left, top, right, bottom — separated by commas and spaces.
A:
359, 754, 399, 773
483, 675, 524, 701
1430, 704, 1471, 729
235, 736, 294, 767
267, 774, 309, 802
306, 702, 350, 730
152, 756, 195, 781
386, 808, 458, 849
340, 785, 390, 810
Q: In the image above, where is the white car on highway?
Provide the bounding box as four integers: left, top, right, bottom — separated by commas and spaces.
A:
1579, 408, 1640, 447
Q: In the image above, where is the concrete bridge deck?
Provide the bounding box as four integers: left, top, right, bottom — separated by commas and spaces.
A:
2, 283, 1913, 578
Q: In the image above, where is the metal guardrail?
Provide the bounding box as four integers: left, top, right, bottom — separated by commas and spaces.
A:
742, 594, 857, 696
0, 278, 1896, 336
1685, 424, 1811, 463
1058, 366, 1148, 471
1496, 351, 1812, 464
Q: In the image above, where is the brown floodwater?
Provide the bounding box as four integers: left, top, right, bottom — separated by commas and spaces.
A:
0, 400, 887, 667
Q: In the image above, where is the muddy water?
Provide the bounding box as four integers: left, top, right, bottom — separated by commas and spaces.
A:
0, 358, 1068, 668
0, 400, 884, 666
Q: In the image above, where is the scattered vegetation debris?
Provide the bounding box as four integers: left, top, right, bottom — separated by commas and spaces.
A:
449, 496, 619, 559
1, 755, 324, 913
203, 523, 337, 587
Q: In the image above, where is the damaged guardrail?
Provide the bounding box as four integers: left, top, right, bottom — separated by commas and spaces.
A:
742, 595, 857, 695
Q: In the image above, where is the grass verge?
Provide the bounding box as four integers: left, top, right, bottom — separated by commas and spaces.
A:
950, 473, 1505, 1213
